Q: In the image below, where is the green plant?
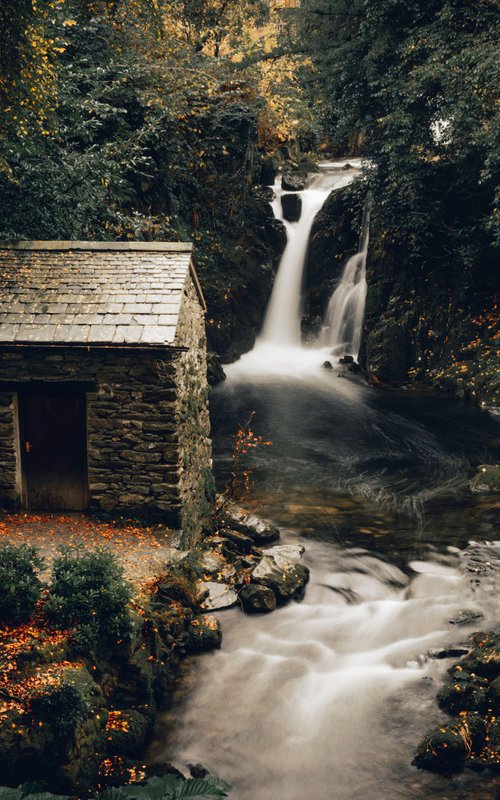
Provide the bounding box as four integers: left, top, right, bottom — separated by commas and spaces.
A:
102, 774, 231, 799
0, 544, 44, 626
44, 548, 132, 649
0, 773, 231, 800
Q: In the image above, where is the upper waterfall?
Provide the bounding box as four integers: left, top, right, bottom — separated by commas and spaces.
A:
260, 165, 358, 347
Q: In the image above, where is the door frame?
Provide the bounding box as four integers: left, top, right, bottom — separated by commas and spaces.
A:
16, 382, 90, 511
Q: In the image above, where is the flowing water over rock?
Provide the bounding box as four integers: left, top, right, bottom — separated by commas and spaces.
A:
149, 160, 500, 798
321, 199, 370, 358
150, 375, 500, 800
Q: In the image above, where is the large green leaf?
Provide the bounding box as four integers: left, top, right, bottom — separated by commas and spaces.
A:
112, 775, 180, 800
172, 778, 231, 799
0, 790, 22, 800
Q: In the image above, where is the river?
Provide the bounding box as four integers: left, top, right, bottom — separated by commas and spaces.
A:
150, 370, 500, 800
149, 163, 499, 799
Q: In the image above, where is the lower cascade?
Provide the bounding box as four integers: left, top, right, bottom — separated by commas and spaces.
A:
321, 198, 370, 359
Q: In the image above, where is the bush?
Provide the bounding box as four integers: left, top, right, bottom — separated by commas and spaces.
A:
0, 544, 44, 626
44, 548, 132, 649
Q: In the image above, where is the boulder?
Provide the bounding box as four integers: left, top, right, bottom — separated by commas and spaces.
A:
187, 614, 222, 653
427, 646, 469, 660
437, 669, 491, 714
239, 583, 276, 613
222, 502, 280, 545
470, 464, 500, 494
220, 527, 254, 555
200, 581, 238, 611
339, 355, 354, 364
262, 544, 305, 562
282, 173, 306, 192
322, 361, 333, 370
459, 631, 500, 679
252, 552, 309, 604
281, 193, 302, 222
413, 715, 486, 773
449, 609, 484, 626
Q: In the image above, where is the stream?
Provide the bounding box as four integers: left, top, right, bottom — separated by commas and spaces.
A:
149, 163, 500, 799
150, 375, 500, 800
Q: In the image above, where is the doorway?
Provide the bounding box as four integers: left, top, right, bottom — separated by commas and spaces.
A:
18, 387, 88, 511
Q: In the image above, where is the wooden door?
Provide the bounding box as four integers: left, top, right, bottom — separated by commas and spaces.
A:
19, 390, 87, 511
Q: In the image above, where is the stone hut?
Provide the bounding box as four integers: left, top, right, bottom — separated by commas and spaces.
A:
0, 241, 212, 546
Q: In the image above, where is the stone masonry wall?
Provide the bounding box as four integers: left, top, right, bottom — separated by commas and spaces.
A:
174, 276, 213, 547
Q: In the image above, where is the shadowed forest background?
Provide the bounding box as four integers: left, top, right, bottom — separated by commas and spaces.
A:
1, 0, 499, 394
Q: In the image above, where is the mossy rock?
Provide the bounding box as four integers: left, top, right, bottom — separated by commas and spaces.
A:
460, 632, 500, 680
105, 709, 153, 758
413, 715, 486, 773
437, 669, 491, 714
186, 615, 222, 654
470, 465, 500, 494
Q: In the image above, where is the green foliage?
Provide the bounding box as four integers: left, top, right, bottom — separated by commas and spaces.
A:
0, 774, 231, 800
29, 670, 90, 737
0, 544, 44, 626
102, 774, 231, 799
299, 0, 500, 257
44, 548, 132, 648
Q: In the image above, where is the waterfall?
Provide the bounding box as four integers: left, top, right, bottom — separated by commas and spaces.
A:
321, 198, 371, 360
260, 166, 358, 347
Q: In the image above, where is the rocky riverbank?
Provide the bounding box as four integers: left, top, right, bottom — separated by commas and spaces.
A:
0, 504, 308, 795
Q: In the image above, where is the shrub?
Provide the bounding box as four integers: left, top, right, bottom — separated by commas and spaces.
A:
44, 548, 132, 649
0, 544, 44, 626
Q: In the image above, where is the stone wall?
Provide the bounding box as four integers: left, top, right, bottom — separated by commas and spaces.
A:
0, 275, 212, 544
174, 277, 213, 547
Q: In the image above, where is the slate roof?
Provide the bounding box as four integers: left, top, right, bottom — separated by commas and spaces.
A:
0, 242, 204, 347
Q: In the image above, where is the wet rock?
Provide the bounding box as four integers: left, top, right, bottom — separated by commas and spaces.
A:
427, 646, 469, 660
147, 762, 186, 780
262, 544, 305, 562
200, 581, 238, 611
222, 502, 280, 545
437, 669, 491, 714
252, 552, 309, 604
470, 464, 500, 494
460, 631, 500, 679
186, 614, 222, 653
348, 362, 362, 374
339, 355, 354, 364
322, 360, 333, 369
239, 583, 277, 613
282, 173, 306, 192
207, 352, 226, 386
105, 709, 153, 758
259, 157, 277, 187
188, 763, 209, 779
413, 714, 486, 773
281, 193, 302, 222
220, 528, 254, 555
449, 609, 484, 626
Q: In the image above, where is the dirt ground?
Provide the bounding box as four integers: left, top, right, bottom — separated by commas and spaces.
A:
0, 512, 179, 589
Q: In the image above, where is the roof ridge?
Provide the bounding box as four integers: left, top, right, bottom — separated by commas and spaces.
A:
0, 241, 193, 252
